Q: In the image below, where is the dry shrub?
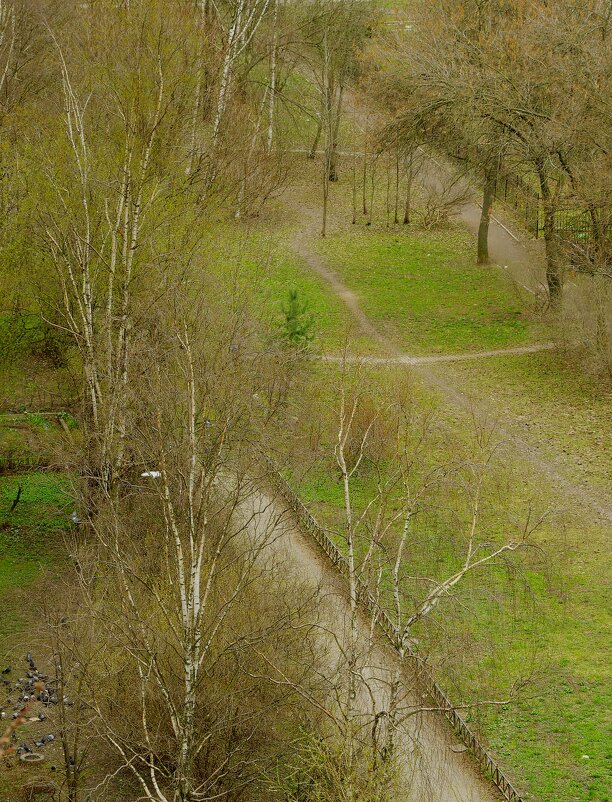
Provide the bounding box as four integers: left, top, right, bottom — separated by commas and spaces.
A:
343, 393, 398, 470
556, 274, 612, 384
420, 176, 471, 229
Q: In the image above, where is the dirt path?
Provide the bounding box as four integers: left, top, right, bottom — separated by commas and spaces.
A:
289, 194, 612, 525
245, 489, 501, 802
318, 342, 555, 366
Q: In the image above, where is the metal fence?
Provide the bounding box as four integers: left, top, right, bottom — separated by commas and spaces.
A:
266, 461, 526, 802
450, 145, 611, 246
492, 172, 540, 237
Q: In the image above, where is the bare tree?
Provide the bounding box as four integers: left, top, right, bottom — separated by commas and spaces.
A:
300, 0, 374, 236
316, 364, 544, 797
38, 8, 197, 506
66, 312, 322, 801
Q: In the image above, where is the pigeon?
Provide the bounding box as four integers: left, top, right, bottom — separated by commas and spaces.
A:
43, 734, 55, 744
38, 713, 46, 721
1, 666, 11, 675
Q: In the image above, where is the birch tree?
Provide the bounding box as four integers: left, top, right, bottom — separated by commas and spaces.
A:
38, 5, 197, 506
321, 369, 543, 795
70, 312, 320, 802
210, 0, 272, 150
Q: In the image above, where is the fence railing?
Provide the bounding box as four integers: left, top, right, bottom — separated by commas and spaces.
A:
266, 461, 526, 802
450, 144, 611, 247
0, 450, 50, 473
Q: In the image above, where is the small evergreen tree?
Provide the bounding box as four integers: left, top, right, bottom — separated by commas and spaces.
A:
280, 289, 315, 350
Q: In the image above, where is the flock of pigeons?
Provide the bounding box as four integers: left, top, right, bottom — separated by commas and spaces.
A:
1, 654, 61, 763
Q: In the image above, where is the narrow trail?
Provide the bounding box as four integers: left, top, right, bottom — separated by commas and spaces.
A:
289, 197, 612, 525
317, 342, 555, 366
245, 489, 501, 802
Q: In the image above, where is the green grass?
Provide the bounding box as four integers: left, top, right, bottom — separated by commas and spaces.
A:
0, 471, 71, 639
444, 352, 612, 495
286, 360, 610, 802
204, 221, 376, 353
274, 149, 610, 800
317, 226, 544, 354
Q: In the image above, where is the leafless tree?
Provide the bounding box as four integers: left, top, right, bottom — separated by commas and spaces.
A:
38, 9, 198, 507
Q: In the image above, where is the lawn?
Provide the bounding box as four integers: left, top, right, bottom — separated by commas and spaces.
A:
317, 226, 545, 354
443, 352, 612, 497
0, 470, 71, 641
203, 221, 376, 353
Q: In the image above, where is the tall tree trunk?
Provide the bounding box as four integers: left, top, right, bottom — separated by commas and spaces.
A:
394, 148, 400, 224
367, 157, 376, 226
352, 154, 357, 224
536, 162, 563, 306
327, 85, 344, 182
266, 0, 279, 153
309, 91, 324, 159
362, 134, 368, 215
477, 167, 496, 264
385, 153, 390, 226
403, 150, 413, 224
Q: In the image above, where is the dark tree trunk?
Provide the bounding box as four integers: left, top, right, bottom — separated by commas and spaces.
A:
477, 169, 496, 264
543, 206, 563, 305
327, 86, 344, 182
536, 161, 563, 306
309, 117, 322, 160
403, 151, 414, 224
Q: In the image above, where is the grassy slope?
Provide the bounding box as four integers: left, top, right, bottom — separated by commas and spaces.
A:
270, 145, 610, 799
291, 362, 610, 802
204, 219, 377, 353
443, 353, 611, 497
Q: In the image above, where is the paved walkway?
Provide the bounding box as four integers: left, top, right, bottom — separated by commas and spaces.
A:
242, 488, 502, 802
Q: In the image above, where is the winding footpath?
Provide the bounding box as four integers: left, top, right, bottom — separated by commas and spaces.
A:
317, 342, 555, 366
289, 190, 612, 525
